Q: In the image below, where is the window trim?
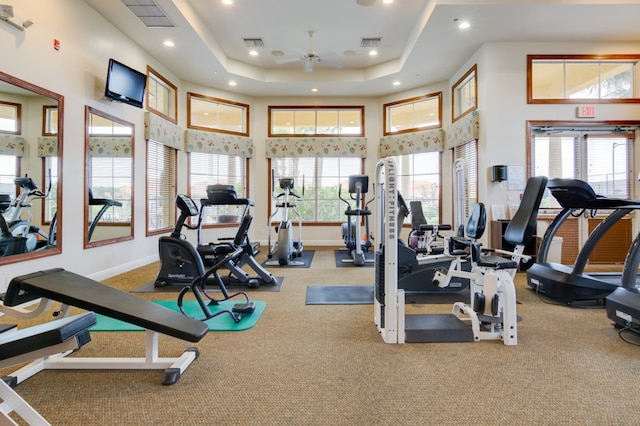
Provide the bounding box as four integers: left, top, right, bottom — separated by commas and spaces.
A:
268, 105, 365, 137
42, 105, 58, 136
451, 64, 477, 123
527, 54, 640, 104
383, 92, 442, 136
146, 66, 178, 124
145, 140, 177, 236
187, 92, 250, 137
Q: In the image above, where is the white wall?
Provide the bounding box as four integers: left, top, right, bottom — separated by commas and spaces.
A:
2, 1, 640, 290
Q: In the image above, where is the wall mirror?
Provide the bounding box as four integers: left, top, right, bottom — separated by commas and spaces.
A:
0, 71, 63, 266
84, 106, 134, 248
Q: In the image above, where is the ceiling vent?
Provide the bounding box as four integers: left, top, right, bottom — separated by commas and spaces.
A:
361, 37, 382, 48
243, 38, 265, 47
121, 0, 174, 27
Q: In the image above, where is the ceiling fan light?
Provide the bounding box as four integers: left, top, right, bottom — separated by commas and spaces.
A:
304, 60, 314, 72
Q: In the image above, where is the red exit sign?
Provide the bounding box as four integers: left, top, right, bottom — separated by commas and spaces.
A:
576, 105, 596, 118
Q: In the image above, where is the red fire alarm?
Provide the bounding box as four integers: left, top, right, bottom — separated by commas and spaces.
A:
53, 39, 60, 51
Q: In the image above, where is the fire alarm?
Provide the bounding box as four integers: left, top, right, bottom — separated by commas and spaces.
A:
53, 39, 60, 51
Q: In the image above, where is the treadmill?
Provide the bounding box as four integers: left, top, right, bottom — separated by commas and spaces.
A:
526, 178, 640, 304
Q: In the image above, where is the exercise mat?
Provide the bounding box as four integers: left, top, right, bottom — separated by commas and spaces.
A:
91, 300, 266, 332
131, 276, 284, 293
306, 285, 373, 305
334, 250, 375, 268
261, 250, 314, 268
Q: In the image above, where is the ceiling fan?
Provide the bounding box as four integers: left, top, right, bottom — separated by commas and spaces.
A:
275, 31, 343, 73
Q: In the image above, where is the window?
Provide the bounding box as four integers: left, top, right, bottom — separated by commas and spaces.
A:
43, 157, 58, 223
88, 157, 132, 224
0, 154, 19, 195
453, 140, 478, 225
189, 152, 248, 226
146, 140, 176, 234
528, 55, 640, 103
147, 66, 177, 123
188, 93, 249, 136
392, 152, 441, 223
452, 65, 477, 122
0, 101, 20, 134
384, 93, 441, 136
530, 125, 637, 209
43, 106, 58, 135
269, 106, 364, 137
268, 157, 364, 224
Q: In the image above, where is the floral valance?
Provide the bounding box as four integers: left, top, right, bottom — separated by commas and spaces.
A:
88, 136, 132, 157
378, 128, 444, 158
38, 136, 58, 157
144, 112, 184, 150
0, 134, 26, 156
446, 110, 479, 149
185, 129, 253, 158
265, 137, 367, 158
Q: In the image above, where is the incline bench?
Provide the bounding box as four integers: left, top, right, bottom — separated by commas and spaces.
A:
1, 268, 209, 388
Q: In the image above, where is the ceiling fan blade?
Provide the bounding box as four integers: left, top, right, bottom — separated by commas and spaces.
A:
275, 57, 303, 64
317, 59, 344, 69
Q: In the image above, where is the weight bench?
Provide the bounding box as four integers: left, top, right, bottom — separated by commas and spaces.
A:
0, 312, 96, 425
0, 268, 209, 387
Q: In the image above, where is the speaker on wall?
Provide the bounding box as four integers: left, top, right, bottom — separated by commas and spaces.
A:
490, 165, 508, 182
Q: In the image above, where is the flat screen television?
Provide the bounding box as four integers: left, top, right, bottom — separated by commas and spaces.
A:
104, 58, 147, 109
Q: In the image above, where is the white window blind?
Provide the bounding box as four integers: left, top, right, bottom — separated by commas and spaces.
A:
146, 140, 176, 233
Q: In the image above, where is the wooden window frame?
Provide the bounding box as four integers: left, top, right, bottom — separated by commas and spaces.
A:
145, 140, 177, 236
0, 100, 21, 135
146, 66, 178, 124
452, 64, 477, 123
268, 105, 365, 137
383, 92, 442, 136
187, 92, 249, 137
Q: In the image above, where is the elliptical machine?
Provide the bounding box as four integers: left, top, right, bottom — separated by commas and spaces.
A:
155, 194, 255, 322
266, 171, 304, 266
338, 175, 373, 266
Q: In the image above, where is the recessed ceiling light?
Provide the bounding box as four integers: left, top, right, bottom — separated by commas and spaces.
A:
458, 21, 470, 29
249, 50, 258, 56
382, 0, 394, 4
229, 81, 237, 86
369, 50, 378, 56
311, 88, 318, 92
271, 50, 284, 57
343, 50, 357, 56
163, 40, 174, 47
222, 0, 233, 5
392, 81, 400, 86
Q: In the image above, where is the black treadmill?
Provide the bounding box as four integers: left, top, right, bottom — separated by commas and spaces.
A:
526, 178, 640, 304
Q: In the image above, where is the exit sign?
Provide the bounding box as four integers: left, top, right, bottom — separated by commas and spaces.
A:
576, 105, 596, 118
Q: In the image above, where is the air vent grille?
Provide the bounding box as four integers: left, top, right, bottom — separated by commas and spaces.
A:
243, 38, 265, 47
121, 0, 174, 27
361, 37, 382, 48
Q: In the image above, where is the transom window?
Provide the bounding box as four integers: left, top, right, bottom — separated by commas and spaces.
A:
0, 101, 20, 134
268, 157, 364, 224
452, 65, 477, 122
383, 92, 441, 136
528, 55, 640, 103
269, 106, 364, 137
188, 93, 249, 136
43, 106, 58, 136
147, 66, 177, 123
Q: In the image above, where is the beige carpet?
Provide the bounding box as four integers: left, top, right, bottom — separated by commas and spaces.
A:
2, 247, 640, 425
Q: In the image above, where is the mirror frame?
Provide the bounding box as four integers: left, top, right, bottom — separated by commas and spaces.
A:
84, 106, 135, 248
0, 71, 64, 266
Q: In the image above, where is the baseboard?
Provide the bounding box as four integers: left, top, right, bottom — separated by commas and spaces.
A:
88, 255, 158, 281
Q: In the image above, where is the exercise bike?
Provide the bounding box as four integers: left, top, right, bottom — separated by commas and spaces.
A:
155, 194, 255, 322
266, 171, 304, 266
338, 175, 373, 266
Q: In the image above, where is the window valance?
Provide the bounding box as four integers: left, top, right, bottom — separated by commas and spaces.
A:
378, 128, 444, 158
144, 112, 184, 150
446, 110, 479, 149
37, 136, 58, 157
185, 129, 253, 158
88, 136, 132, 157
0, 134, 25, 156
265, 137, 367, 158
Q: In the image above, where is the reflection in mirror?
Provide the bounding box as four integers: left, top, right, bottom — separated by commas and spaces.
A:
84, 106, 134, 248
0, 71, 63, 266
